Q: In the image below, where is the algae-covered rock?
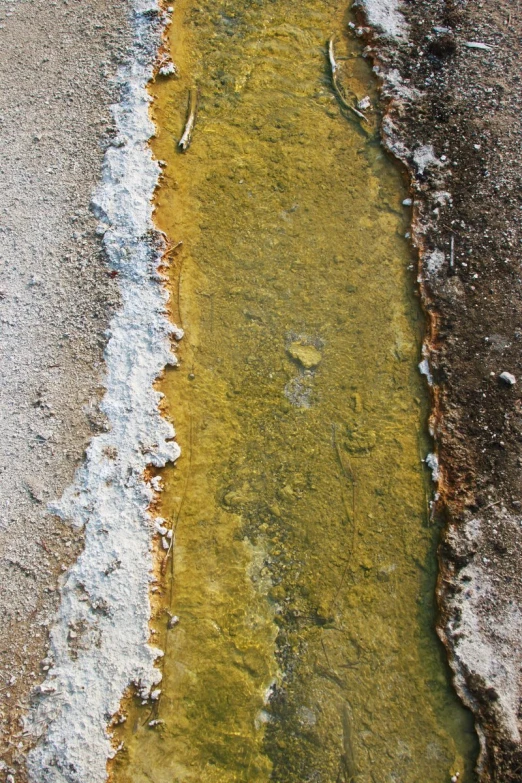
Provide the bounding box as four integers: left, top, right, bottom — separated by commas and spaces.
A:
287, 342, 322, 369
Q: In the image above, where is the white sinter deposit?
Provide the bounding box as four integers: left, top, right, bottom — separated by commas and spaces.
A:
26, 2, 179, 781
444, 511, 522, 749
355, 0, 407, 40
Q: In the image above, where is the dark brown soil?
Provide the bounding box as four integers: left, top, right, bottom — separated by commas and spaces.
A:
357, 0, 522, 780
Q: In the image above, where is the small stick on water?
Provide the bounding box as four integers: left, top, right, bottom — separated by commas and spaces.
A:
332, 423, 354, 483
332, 425, 356, 522
177, 253, 184, 328
328, 38, 368, 122
416, 423, 432, 527
330, 426, 357, 614
425, 487, 432, 528
178, 88, 199, 151
162, 240, 183, 262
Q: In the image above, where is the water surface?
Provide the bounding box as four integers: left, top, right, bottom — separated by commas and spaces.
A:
111, 1, 478, 780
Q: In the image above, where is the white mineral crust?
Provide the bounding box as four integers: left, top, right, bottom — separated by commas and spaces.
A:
356, 0, 408, 40
26, 2, 179, 781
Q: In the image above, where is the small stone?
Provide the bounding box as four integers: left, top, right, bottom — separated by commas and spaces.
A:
25, 477, 47, 503
154, 518, 168, 535
402, 198, 412, 206
357, 95, 371, 111
150, 476, 163, 492
159, 61, 176, 77
287, 342, 322, 369
499, 371, 516, 386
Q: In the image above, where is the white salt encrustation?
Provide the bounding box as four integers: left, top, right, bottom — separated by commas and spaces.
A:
355, 0, 407, 40
26, 2, 179, 781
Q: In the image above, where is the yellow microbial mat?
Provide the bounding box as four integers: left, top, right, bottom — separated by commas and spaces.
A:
111, 1, 478, 781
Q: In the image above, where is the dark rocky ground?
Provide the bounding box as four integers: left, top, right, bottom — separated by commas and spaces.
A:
358, 0, 522, 780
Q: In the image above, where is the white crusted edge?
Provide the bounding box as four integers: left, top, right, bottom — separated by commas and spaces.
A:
355, 0, 407, 40
447, 514, 522, 745
25, 2, 178, 781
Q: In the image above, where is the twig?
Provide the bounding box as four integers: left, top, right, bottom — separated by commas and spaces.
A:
449, 235, 455, 270
320, 637, 332, 669
332, 423, 355, 483
483, 499, 501, 512
161, 240, 183, 263
328, 38, 368, 123
425, 487, 432, 528
177, 252, 184, 328
160, 408, 193, 582
173, 411, 193, 538
178, 88, 199, 151
151, 412, 194, 718
416, 425, 432, 527
330, 425, 357, 613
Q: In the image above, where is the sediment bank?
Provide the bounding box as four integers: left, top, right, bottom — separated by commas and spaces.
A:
356, 0, 522, 779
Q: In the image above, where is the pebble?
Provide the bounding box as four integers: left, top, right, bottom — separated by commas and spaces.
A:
402, 198, 412, 206
464, 41, 493, 51
499, 371, 516, 386
287, 342, 322, 369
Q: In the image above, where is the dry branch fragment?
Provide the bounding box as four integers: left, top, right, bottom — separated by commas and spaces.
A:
178, 88, 199, 152
328, 38, 368, 123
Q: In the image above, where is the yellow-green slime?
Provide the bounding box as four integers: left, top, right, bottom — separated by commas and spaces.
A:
111, 1, 478, 781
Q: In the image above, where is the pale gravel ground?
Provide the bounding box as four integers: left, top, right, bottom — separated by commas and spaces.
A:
0, 0, 131, 776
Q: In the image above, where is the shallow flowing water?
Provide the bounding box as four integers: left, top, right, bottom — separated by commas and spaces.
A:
111, 1, 478, 781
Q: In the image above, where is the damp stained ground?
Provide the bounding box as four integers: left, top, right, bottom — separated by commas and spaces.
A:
111, 1, 478, 781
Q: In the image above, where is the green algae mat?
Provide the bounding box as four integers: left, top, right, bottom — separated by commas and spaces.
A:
111, 1, 478, 780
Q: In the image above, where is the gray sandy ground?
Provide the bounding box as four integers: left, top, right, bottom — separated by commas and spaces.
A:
0, 0, 131, 777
